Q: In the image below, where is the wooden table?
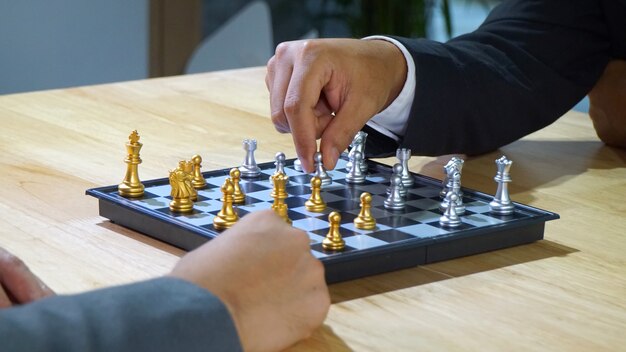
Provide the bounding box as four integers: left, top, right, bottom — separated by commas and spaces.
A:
1, 67, 625, 351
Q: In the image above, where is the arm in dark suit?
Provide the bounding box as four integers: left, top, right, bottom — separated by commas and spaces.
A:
0, 278, 242, 352
379, 0, 619, 156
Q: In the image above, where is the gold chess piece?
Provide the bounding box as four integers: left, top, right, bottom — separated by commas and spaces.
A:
354, 192, 376, 230
181, 161, 198, 201
169, 164, 195, 213
191, 154, 207, 189
230, 168, 246, 204
271, 173, 291, 224
322, 211, 345, 251
118, 130, 145, 198
305, 176, 326, 212
213, 178, 239, 230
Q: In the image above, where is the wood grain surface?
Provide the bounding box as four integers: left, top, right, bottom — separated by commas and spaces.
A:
0, 67, 624, 351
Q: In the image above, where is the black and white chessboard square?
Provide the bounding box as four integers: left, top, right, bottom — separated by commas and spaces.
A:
103, 155, 541, 260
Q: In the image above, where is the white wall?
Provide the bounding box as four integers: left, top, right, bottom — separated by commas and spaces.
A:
0, 0, 148, 95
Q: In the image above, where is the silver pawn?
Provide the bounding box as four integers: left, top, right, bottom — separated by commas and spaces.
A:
489, 156, 515, 215
439, 170, 465, 214
274, 152, 286, 175
313, 152, 332, 187
384, 175, 405, 210
387, 163, 407, 197
396, 148, 414, 187
439, 192, 461, 227
345, 151, 366, 184
239, 138, 261, 178
293, 158, 303, 172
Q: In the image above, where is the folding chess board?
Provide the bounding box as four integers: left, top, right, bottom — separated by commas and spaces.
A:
87, 155, 559, 283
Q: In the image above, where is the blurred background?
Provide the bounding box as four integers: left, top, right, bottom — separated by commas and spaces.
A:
0, 0, 588, 111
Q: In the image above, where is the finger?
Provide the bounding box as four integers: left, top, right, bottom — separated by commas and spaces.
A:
312, 94, 335, 139
284, 62, 330, 173
319, 97, 371, 170
0, 287, 12, 308
0, 252, 54, 304
267, 45, 295, 134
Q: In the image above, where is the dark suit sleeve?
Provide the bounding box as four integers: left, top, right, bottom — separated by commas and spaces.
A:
0, 277, 242, 352
378, 0, 614, 156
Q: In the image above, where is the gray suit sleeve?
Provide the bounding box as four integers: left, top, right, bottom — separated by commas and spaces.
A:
0, 277, 242, 352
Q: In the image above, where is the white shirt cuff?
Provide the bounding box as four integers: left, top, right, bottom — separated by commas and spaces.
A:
362, 36, 416, 141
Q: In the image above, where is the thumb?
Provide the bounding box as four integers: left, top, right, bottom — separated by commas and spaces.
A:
319, 99, 372, 170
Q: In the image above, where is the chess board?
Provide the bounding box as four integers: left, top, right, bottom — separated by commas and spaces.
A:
87, 155, 559, 283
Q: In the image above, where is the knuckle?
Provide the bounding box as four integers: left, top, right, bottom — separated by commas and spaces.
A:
270, 109, 285, 124
283, 97, 301, 118
298, 39, 322, 57
274, 42, 290, 59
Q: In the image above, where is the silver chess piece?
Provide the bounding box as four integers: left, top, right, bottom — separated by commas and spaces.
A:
293, 158, 303, 172
396, 148, 414, 188
346, 131, 368, 172
439, 192, 462, 227
239, 138, 261, 178
274, 152, 286, 175
387, 163, 407, 197
384, 174, 405, 210
313, 152, 332, 187
489, 156, 515, 215
439, 169, 465, 214
440, 157, 464, 198
345, 151, 366, 184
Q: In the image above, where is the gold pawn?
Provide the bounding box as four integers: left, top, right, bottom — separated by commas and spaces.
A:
354, 192, 376, 230
230, 168, 246, 204
191, 154, 207, 189
271, 173, 291, 224
118, 130, 145, 198
305, 176, 326, 212
213, 178, 239, 230
322, 212, 345, 251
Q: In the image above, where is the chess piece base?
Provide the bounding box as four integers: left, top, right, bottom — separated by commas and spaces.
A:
354, 217, 376, 230
305, 200, 326, 212
439, 215, 461, 227
322, 237, 345, 251
118, 183, 144, 198
213, 214, 238, 230
239, 166, 261, 178
384, 200, 404, 210
169, 198, 193, 213
489, 200, 514, 215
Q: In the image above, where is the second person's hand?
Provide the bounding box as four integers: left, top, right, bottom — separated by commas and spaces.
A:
266, 38, 407, 172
